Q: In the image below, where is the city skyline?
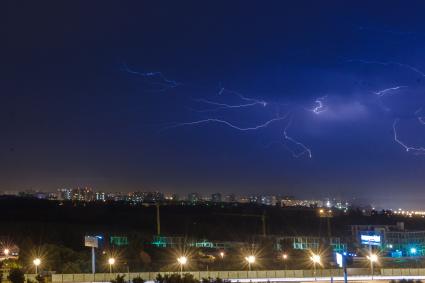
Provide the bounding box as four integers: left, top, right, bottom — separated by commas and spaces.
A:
4, 2, 425, 209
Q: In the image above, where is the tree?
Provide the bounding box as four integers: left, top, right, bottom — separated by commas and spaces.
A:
133, 276, 145, 283
8, 268, 25, 283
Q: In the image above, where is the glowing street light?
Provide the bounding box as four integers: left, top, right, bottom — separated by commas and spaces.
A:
245, 255, 255, 271
4, 248, 9, 259
33, 258, 41, 274
177, 256, 187, 276
310, 254, 321, 280
367, 254, 378, 279
219, 252, 225, 259
108, 257, 115, 274
282, 253, 288, 269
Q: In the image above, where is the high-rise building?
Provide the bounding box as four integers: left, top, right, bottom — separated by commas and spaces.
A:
58, 188, 72, 200
211, 193, 222, 202
188, 193, 200, 203
96, 192, 106, 201
224, 194, 236, 202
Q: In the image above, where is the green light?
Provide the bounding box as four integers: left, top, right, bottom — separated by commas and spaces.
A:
110, 236, 129, 246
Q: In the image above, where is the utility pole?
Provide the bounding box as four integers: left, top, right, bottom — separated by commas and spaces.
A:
156, 203, 161, 235
91, 247, 95, 274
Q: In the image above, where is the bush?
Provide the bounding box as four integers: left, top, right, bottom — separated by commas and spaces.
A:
111, 275, 126, 283
133, 276, 145, 283
8, 268, 25, 283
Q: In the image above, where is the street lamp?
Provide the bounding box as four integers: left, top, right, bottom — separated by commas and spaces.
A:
367, 254, 378, 279
282, 253, 288, 270
108, 257, 115, 274
219, 252, 225, 259
245, 255, 255, 271
310, 254, 321, 280
4, 248, 9, 259
177, 256, 187, 276
33, 258, 41, 274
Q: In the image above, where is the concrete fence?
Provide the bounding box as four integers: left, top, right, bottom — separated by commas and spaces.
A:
24, 268, 425, 283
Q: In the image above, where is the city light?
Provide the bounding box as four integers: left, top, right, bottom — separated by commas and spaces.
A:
310, 254, 321, 280
282, 253, 288, 270
245, 255, 256, 271
410, 247, 417, 255
4, 248, 9, 257
367, 254, 378, 262
310, 254, 321, 264
177, 256, 188, 275
367, 253, 378, 279
33, 258, 41, 274
245, 255, 255, 263
108, 257, 115, 274
220, 251, 225, 259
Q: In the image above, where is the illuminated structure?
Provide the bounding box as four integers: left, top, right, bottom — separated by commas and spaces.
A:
275, 236, 346, 253
352, 223, 425, 256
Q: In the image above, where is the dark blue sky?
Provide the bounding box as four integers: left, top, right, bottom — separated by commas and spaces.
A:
3, 1, 425, 208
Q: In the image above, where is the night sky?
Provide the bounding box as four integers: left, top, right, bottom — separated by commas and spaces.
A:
3, 1, 425, 208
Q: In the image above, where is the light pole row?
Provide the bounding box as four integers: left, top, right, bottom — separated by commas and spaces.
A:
27, 251, 379, 277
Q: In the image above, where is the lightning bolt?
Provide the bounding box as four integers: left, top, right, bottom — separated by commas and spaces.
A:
194, 98, 266, 112
310, 96, 327, 114
163, 115, 288, 132
121, 63, 181, 91
414, 108, 425, 125
373, 86, 408, 97
393, 119, 425, 155
218, 88, 268, 107
282, 116, 312, 158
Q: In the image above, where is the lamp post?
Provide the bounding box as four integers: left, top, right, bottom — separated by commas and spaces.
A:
177, 256, 187, 276
282, 253, 288, 270
108, 258, 115, 274
245, 255, 255, 271
4, 249, 9, 260
367, 254, 378, 279
310, 254, 321, 281
33, 258, 41, 275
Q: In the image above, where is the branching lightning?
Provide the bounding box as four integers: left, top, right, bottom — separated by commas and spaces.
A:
218, 88, 268, 107
393, 119, 425, 155
282, 116, 312, 158
121, 63, 181, 91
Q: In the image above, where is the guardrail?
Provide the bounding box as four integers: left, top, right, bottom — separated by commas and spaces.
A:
25, 268, 425, 283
